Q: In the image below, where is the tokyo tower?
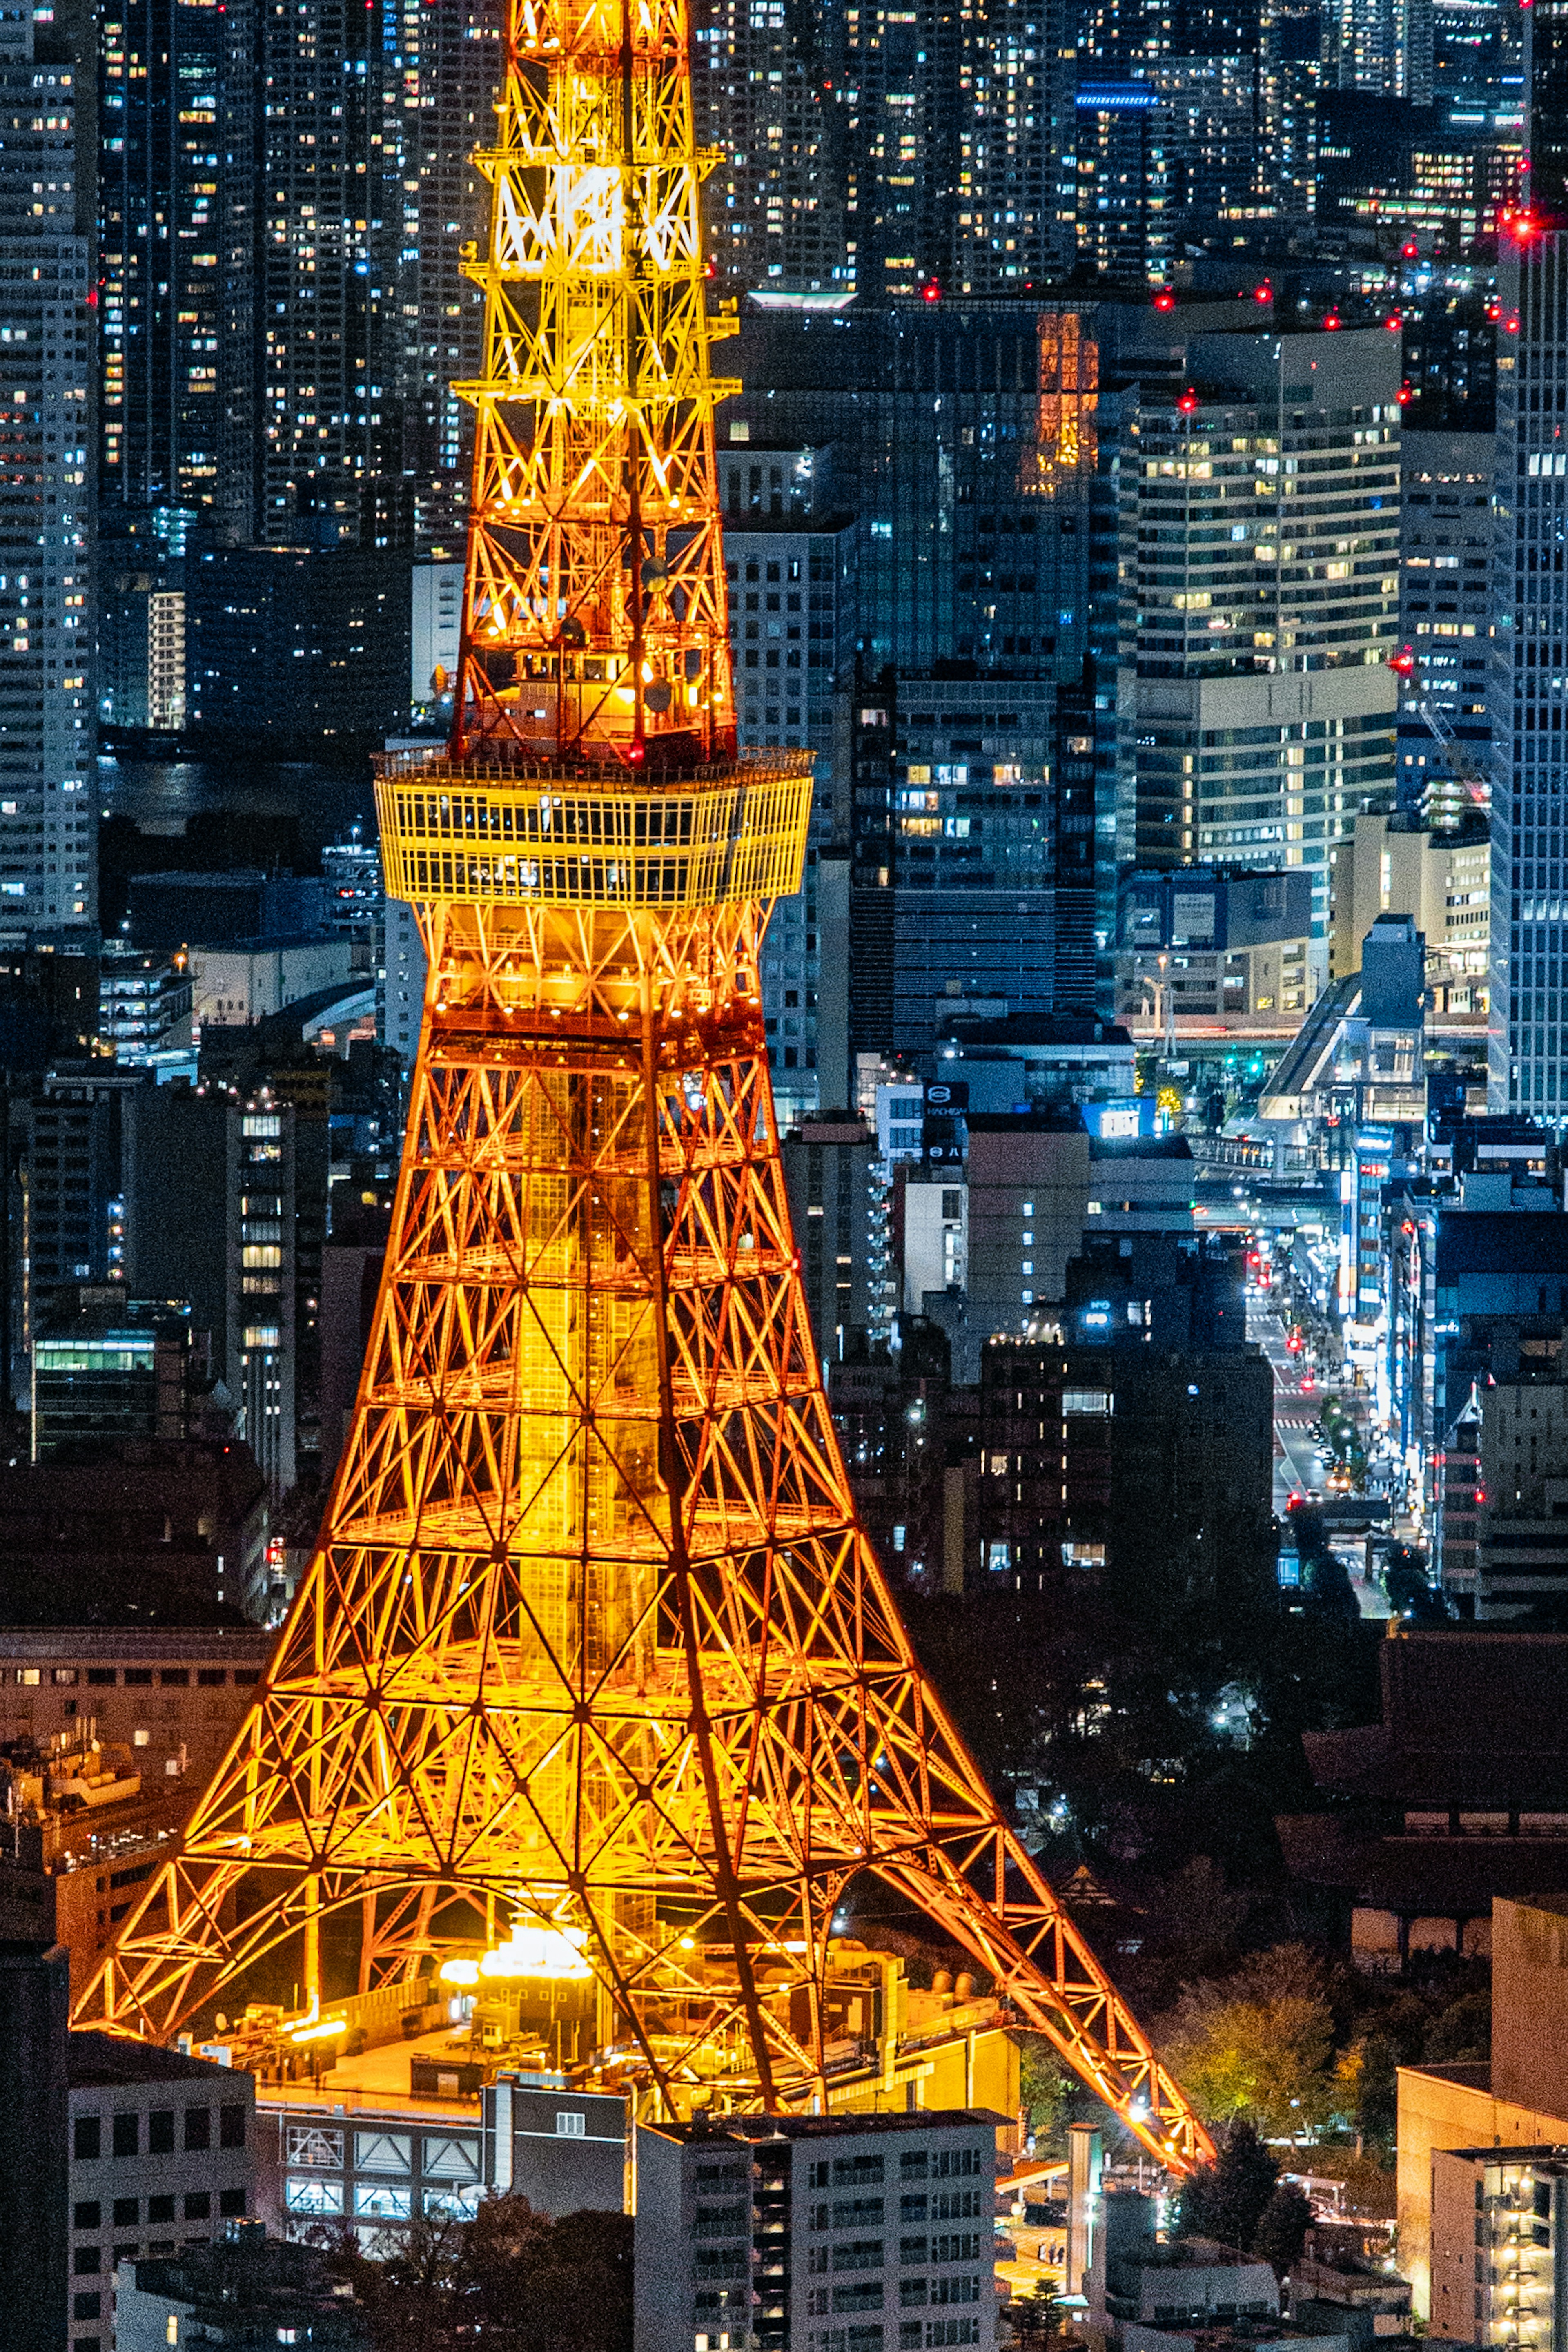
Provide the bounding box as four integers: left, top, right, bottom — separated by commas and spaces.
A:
74, 0, 1210, 2164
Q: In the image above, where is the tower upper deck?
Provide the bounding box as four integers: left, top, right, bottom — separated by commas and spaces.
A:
376, 745, 811, 918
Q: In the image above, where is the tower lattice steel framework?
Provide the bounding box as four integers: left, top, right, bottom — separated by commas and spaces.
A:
74, 0, 1212, 2165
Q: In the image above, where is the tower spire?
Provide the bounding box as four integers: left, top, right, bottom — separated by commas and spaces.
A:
452, 0, 735, 771
73, 0, 1212, 2173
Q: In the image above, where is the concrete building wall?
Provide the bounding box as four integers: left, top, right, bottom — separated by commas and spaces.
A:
190, 936, 352, 1026
1395, 2062, 1568, 2318
966, 1123, 1092, 1358
1492, 1895, 1568, 2120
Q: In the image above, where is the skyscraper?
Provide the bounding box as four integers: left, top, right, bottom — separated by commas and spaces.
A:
0, 13, 94, 931
98, 0, 236, 525
379, 0, 491, 553
732, 299, 1099, 679
99, 0, 491, 554
1487, 0, 1568, 1115
692, 0, 1074, 299
1120, 323, 1401, 945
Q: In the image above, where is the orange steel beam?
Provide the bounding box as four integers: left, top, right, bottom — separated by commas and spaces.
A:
71, 0, 1214, 2174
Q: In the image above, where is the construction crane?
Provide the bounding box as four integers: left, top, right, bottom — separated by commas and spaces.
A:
1389, 646, 1490, 829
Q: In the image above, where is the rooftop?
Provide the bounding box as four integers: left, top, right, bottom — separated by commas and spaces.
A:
644, 2107, 1008, 2147
69, 2028, 242, 2093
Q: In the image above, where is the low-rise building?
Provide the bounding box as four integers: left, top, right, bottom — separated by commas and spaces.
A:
1089, 2191, 1278, 2332
114, 2227, 366, 2351
97, 945, 194, 1069
1330, 809, 1490, 1015
189, 932, 352, 1028
68, 2034, 257, 2350
0, 1443, 269, 1622
635, 2107, 1004, 2352
1116, 865, 1316, 1027
30, 1292, 192, 1460
1281, 1639, 1568, 1978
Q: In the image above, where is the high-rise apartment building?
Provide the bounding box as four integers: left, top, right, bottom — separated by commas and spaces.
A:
1120, 323, 1401, 943
1072, 60, 1261, 283
0, 17, 94, 932
1325, 0, 1433, 103
693, 0, 849, 297
1487, 0, 1568, 1117
380, 0, 490, 553
97, 0, 236, 524
99, 0, 489, 553
692, 0, 1074, 300
635, 2110, 1001, 2352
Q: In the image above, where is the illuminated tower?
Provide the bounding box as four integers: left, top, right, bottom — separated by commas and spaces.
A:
73, 0, 1210, 2165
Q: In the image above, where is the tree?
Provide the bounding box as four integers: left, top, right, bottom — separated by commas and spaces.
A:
322, 2198, 633, 2352
1337, 2032, 1398, 2154
1252, 2183, 1312, 2278
1160, 1947, 1336, 2138
1007, 2288, 1070, 2351
1175, 2119, 1280, 2252
1425, 1991, 1490, 2064
1018, 2035, 1072, 2149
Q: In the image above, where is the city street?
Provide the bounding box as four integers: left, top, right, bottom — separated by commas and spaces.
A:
1252, 1296, 1326, 1512
1250, 1290, 1393, 1620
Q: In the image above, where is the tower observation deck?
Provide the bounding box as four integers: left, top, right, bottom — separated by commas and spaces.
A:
74, 0, 1211, 2166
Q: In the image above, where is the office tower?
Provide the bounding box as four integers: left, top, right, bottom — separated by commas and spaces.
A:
120, 1080, 306, 1494
0, 18, 94, 931
1396, 431, 1492, 824
20, 1063, 140, 1309
717, 439, 855, 1116
77, 0, 1208, 2178
781, 1112, 886, 1367
976, 1232, 1273, 1602
733, 301, 1098, 680
1120, 324, 1401, 944
1488, 0, 1568, 1117
850, 673, 1058, 1060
